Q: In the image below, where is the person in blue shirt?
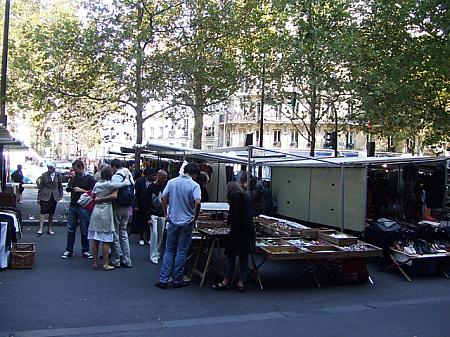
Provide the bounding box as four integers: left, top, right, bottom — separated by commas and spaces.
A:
155, 163, 201, 289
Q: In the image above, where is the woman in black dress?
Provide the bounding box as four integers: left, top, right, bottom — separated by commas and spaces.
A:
212, 182, 255, 292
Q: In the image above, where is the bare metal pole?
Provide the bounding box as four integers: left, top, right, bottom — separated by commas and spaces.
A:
0, 0, 11, 192
340, 164, 345, 232
1, 0, 10, 118
247, 146, 252, 193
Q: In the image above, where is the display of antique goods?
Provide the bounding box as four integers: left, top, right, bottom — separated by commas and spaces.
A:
200, 228, 230, 236
393, 239, 450, 256
341, 244, 374, 252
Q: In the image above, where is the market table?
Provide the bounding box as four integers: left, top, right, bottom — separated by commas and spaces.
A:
386, 248, 450, 282
255, 239, 383, 288
190, 227, 263, 289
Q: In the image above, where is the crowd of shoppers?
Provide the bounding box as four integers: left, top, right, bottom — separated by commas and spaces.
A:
18, 157, 262, 293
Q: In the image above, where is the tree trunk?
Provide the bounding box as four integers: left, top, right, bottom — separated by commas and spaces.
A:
192, 84, 204, 149
134, 1, 145, 171
135, 104, 143, 171
309, 83, 317, 157
192, 104, 204, 149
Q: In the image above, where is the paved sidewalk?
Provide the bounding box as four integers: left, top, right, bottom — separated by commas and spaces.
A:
1, 227, 450, 337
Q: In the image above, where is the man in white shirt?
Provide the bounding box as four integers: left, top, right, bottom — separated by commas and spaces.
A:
155, 163, 201, 289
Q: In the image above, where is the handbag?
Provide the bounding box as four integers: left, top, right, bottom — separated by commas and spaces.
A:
77, 191, 95, 213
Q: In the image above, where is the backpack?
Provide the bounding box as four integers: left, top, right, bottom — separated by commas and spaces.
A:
116, 173, 136, 207
151, 191, 164, 216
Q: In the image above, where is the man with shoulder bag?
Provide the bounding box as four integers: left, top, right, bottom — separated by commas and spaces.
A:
62, 159, 96, 259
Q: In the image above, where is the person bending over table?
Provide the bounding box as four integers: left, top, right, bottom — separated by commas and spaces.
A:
212, 181, 255, 292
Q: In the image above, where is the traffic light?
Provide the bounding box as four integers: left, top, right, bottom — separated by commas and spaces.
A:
324, 131, 337, 150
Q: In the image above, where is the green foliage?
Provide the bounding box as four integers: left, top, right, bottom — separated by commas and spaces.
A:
350, 0, 449, 150
2, 0, 448, 156
164, 0, 248, 148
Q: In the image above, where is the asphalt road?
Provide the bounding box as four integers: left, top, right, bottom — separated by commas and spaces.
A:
1, 225, 450, 337
16, 187, 70, 225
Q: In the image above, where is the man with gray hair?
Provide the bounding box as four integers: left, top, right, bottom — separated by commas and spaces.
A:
37, 162, 63, 236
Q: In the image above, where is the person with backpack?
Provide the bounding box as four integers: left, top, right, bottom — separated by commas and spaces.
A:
148, 169, 168, 264
110, 159, 135, 268
37, 162, 63, 235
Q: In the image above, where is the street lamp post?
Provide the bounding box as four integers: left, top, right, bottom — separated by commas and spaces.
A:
0, 0, 11, 191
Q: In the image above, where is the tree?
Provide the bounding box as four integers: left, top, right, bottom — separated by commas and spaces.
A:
164, 0, 247, 149
350, 0, 449, 154
3, 0, 112, 156
278, 0, 357, 156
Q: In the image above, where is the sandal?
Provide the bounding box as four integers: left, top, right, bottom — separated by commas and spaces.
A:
102, 265, 115, 271
37, 230, 43, 236
47, 230, 55, 235
235, 284, 245, 293
212, 282, 231, 290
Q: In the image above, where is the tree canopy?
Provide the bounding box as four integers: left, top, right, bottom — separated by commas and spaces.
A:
2, 0, 448, 156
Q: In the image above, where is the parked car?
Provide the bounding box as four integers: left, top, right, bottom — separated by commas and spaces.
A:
55, 162, 72, 183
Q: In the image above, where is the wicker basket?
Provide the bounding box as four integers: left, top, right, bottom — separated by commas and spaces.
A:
10, 243, 35, 269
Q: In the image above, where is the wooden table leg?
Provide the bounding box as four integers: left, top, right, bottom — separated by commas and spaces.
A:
439, 266, 449, 279
190, 237, 204, 279
250, 253, 264, 290
389, 254, 412, 282
200, 239, 217, 287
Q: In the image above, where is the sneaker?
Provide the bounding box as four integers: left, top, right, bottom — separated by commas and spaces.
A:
150, 258, 158, 265
173, 281, 189, 289
154, 281, 168, 289
139, 240, 145, 246
61, 251, 72, 259
82, 252, 94, 259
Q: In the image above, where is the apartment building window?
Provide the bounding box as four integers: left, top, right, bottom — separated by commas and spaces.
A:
407, 138, 414, 151
149, 127, 155, 138
256, 102, 261, 116
255, 130, 260, 145
388, 135, 395, 151
159, 127, 164, 139
276, 103, 282, 120
183, 118, 189, 137
346, 131, 355, 149
168, 126, 175, 138
273, 129, 281, 147
238, 128, 246, 146
290, 130, 298, 147
291, 101, 300, 119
